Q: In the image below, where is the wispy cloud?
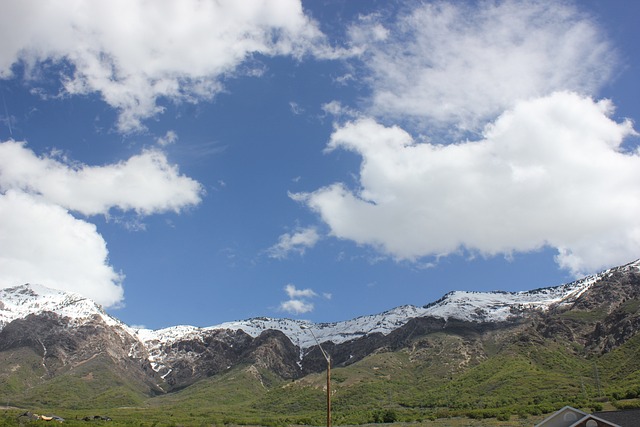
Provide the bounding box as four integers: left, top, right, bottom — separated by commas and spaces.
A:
267, 227, 320, 259
349, 0, 616, 133
289, 101, 304, 115
156, 130, 178, 147
321, 100, 359, 120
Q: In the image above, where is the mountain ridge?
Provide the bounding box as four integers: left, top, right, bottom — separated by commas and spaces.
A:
151, 259, 640, 351
2, 258, 639, 354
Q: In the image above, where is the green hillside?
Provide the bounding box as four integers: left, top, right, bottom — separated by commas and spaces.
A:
2, 337, 639, 426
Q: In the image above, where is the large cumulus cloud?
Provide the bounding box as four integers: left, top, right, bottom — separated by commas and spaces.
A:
0, 0, 331, 131
296, 92, 639, 276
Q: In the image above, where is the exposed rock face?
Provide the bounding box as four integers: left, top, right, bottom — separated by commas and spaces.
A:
243, 329, 302, 378
0, 312, 306, 393
580, 268, 640, 353
0, 311, 163, 394
1, 313, 129, 367
155, 328, 253, 389
522, 264, 640, 358
155, 328, 302, 389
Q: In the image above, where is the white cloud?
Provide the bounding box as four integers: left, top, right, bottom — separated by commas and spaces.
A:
297, 92, 640, 276
321, 101, 359, 120
350, 0, 615, 132
279, 284, 319, 315
0, 140, 203, 216
289, 101, 304, 115
0, 190, 124, 307
279, 299, 314, 315
333, 73, 355, 86
0, 0, 332, 131
284, 283, 317, 299
156, 130, 178, 147
0, 140, 205, 306
267, 226, 320, 259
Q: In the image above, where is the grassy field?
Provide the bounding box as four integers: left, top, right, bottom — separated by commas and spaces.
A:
1, 407, 549, 427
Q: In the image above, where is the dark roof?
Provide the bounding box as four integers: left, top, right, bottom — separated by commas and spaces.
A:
593, 409, 640, 426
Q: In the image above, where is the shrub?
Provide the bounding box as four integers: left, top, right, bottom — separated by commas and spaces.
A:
497, 412, 511, 421
613, 399, 640, 410
370, 409, 398, 423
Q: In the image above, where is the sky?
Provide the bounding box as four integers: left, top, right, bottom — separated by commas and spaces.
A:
1, 0, 639, 330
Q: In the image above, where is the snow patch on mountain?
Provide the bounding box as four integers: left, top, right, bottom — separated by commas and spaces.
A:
421, 274, 599, 323
0, 283, 123, 330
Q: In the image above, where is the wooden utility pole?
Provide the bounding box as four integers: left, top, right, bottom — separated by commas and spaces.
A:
302, 325, 332, 427
326, 356, 331, 427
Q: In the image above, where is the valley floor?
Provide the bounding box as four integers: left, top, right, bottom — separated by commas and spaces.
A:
1, 408, 548, 427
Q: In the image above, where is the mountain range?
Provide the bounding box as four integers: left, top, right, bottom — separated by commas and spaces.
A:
1, 259, 639, 424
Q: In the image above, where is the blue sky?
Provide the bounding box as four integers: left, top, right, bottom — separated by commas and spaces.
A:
1, 0, 639, 330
